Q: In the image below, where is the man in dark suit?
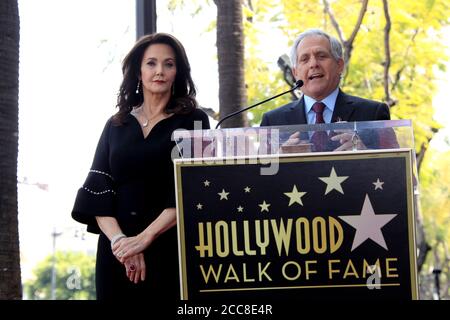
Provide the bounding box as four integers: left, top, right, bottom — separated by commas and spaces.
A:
260, 29, 391, 151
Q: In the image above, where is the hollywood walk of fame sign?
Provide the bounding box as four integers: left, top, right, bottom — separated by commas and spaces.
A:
175, 149, 418, 300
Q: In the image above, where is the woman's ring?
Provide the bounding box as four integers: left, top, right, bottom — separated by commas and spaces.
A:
129, 264, 136, 271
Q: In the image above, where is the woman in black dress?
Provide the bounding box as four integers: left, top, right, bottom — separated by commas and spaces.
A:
72, 33, 210, 300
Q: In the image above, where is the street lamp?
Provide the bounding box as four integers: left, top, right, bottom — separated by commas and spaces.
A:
50, 228, 62, 300
432, 268, 442, 300
50, 226, 86, 300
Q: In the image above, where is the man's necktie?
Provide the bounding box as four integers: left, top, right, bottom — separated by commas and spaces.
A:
311, 102, 328, 151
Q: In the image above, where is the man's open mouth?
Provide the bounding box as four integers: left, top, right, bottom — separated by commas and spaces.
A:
308, 74, 323, 80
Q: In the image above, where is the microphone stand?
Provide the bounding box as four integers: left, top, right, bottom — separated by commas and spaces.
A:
215, 80, 304, 129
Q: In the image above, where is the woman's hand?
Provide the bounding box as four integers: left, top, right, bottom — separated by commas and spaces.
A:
124, 253, 146, 283
113, 207, 176, 263
113, 233, 152, 263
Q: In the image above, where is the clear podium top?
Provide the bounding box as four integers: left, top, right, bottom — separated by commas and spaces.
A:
172, 119, 413, 159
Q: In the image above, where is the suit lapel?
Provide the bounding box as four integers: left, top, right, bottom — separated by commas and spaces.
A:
286, 98, 307, 125
284, 98, 309, 140
331, 90, 356, 122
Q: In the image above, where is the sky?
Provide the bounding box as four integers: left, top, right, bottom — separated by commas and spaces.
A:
17, 0, 450, 286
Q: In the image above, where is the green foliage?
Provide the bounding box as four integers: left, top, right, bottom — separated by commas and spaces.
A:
247, 1, 449, 151
23, 251, 96, 300
419, 148, 450, 299
243, 0, 294, 124
420, 149, 450, 247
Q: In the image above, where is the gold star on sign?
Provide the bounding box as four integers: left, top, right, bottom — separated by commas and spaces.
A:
196, 203, 203, 210
259, 201, 270, 212
203, 180, 210, 187
218, 189, 229, 200
284, 185, 307, 206
237, 206, 244, 213
319, 167, 349, 195
373, 178, 384, 190
244, 186, 251, 193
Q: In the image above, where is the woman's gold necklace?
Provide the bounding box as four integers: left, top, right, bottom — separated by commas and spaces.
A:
141, 114, 149, 127
134, 105, 165, 128
139, 107, 152, 127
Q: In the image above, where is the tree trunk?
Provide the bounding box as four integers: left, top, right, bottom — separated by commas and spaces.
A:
0, 0, 22, 300
214, 0, 248, 128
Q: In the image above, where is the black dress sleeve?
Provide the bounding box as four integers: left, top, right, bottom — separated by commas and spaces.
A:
196, 108, 211, 130
72, 118, 116, 234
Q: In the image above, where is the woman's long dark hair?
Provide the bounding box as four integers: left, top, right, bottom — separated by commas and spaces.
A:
113, 33, 198, 125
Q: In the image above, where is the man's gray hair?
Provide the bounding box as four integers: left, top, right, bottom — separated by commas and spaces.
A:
289, 29, 343, 67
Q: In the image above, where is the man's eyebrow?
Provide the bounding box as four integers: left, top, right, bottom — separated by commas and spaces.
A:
314, 49, 330, 55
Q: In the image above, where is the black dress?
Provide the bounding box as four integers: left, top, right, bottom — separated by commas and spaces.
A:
72, 108, 210, 300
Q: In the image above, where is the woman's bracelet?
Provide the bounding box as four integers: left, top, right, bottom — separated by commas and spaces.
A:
110, 233, 126, 249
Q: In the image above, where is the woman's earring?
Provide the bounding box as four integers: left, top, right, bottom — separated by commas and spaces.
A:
136, 80, 141, 94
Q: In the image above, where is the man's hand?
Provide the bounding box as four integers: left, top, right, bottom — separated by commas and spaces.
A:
331, 131, 366, 151
283, 131, 302, 146
279, 131, 313, 153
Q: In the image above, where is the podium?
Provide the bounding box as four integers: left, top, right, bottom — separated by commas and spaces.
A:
173, 120, 418, 300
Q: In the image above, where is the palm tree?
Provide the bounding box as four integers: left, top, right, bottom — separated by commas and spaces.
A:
214, 0, 248, 128
0, 0, 22, 300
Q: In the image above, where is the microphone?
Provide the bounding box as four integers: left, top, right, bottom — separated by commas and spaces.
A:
215, 80, 304, 129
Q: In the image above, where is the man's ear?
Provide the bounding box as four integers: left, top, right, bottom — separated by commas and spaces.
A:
292, 67, 299, 81
337, 58, 345, 74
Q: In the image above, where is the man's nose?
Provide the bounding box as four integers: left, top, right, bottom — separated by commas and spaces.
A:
309, 56, 319, 67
